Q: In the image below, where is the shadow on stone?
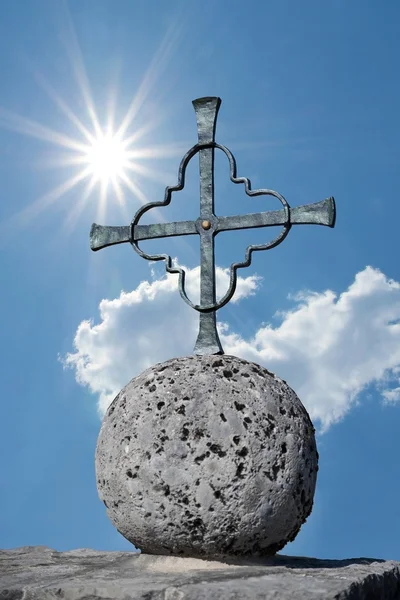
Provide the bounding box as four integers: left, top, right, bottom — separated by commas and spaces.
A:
214, 553, 387, 568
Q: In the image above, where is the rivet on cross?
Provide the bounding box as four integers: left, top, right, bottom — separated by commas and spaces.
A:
90, 97, 336, 356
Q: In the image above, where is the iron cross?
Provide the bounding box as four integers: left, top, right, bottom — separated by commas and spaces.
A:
90, 97, 336, 355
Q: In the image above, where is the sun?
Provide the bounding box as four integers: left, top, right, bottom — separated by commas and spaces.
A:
83, 131, 130, 186
0, 21, 185, 231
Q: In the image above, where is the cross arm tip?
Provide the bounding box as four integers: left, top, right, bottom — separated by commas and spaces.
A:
90, 223, 131, 251
327, 196, 336, 228
192, 96, 221, 109
90, 223, 102, 251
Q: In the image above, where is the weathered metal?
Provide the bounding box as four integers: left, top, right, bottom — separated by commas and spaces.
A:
90, 96, 336, 355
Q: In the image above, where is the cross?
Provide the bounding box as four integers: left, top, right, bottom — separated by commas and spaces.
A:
90, 97, 336, 356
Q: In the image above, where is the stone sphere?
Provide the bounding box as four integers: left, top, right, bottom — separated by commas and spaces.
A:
96, 355, 318, 559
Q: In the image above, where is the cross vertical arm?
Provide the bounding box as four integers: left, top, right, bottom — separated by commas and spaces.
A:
192, 97, 223, 355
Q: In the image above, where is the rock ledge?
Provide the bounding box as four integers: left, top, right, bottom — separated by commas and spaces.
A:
1, 546, 400, 599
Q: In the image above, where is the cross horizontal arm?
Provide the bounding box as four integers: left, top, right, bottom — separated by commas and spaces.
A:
216, 197, 335, 233
90, 220, 197, 251
134, 220, 197, 241
90, 198, 335, 251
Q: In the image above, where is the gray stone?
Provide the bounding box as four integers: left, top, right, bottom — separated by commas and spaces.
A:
96, 355, 318, 559
1, 546, 400, 599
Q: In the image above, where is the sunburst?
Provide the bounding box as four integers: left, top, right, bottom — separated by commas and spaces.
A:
0, 15, 186, 237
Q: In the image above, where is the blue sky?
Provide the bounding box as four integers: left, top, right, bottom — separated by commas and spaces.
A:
1, 0, 400, 561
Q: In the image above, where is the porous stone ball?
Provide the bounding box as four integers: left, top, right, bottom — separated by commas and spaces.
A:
96, 355, 318, 559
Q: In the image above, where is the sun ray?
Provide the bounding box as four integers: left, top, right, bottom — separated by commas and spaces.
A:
126, 161, 173, 185
30, 153, 95, 171
116, 24, 182, 140
119, 172, 166, 225
60, 1, 102, 137
0, 106, 88, 153
119, 0, 190, 140
106, 80, 120, 134
111, 177, 125, 206
22, 167, 92, 220
111, 177, 131, 223
0, 167, 92, 242
126, 142, 189, 159
106, 94, 116, 134
118, 171, 151, 207
119, 109, 173, 147
32, 69, 94, 144
63, 175, 98, 234
96, 179, 110, 224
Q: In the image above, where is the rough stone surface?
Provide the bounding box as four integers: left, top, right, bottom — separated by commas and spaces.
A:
96, 355, 318, 559
1, 546, 400, 600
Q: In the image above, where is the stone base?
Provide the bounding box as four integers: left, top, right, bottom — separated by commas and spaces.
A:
96, 355, 318, 559
1, 547, 400, 599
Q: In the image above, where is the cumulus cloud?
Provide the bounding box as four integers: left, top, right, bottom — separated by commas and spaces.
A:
63, 265, 261, 415
63, 265, 400, 431
223, 267, 400, 430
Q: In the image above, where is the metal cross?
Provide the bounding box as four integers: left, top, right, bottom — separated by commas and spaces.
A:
90, 97, 336, 355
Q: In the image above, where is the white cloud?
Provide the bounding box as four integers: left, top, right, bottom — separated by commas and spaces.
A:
62, 265, 260, 415
63, 265, 400, 431
382, 387, 400, 404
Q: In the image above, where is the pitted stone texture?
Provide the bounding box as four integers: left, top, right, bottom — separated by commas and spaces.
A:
96, 355, 318, 559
